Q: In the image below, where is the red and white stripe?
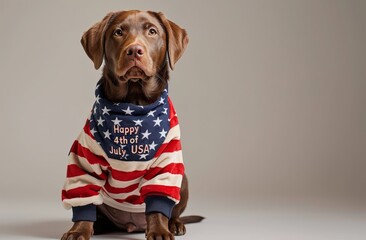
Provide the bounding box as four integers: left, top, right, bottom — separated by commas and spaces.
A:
62, 98, 184, 213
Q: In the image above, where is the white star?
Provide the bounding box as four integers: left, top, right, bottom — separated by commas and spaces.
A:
90, 128, 97, 136
139, 153, 148, 160
113, 102, 120, 106
96, 95, 101, 104
112, 117, 122, 125
97, 117, 105, 126
103, 130, 111, 139
120, 145, 127, 149
159, 97, 165, 105
96, 84, 101, 89
133, 119, 143, 126
102, 106, 111, 115
139, 105, 144, 109
122, 106, 134, 115
94, 106, 98, 114
153, 117, 162, 127
149, 141, 158, 150
147, 110, 156, 117
159, 129, 167, 138
141, 129, 151, 140
162, 108, 168, 115
164, 89, 168, 92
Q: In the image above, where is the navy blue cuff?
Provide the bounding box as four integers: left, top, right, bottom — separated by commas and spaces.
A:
145, 196, 175, 219
72, 204, 97, 222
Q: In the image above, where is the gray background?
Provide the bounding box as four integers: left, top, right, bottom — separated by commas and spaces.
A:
0, 0, 365, 239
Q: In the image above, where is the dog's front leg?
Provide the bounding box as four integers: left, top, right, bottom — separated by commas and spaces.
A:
61, 221, 94, 240
146, 213, 174, 240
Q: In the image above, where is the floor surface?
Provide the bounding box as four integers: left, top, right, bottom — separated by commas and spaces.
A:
0, 198, 365, 240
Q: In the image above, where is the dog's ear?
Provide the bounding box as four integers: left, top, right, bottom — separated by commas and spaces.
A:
155, 12, 189, 70
81, 12, 115, 70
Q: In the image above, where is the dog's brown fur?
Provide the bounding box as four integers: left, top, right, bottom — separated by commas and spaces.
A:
61, 10, 202, 240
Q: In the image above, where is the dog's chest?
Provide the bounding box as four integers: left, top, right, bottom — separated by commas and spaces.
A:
89, 84, 170, 161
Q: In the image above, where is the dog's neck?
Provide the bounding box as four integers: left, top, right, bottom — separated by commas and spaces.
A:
101, 66, 169, 106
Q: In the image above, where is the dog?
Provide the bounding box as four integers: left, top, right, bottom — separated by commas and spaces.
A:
61, 10, 202, 240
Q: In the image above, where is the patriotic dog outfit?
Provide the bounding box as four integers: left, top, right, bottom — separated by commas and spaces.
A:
62, 80, 184, 222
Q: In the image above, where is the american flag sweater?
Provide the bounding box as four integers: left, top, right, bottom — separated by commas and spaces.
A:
62, 81, 184, 222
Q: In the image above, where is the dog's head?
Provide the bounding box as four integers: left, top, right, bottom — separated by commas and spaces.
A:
81, 10, 188, 105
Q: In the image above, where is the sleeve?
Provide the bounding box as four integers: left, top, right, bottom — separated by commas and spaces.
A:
61, 120, 109, 222
139, 99, 185, 219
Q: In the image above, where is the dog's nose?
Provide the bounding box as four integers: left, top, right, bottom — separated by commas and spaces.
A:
126, 44, 144, 60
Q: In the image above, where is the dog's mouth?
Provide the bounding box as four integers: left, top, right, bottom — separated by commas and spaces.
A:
120, 66, 148, 83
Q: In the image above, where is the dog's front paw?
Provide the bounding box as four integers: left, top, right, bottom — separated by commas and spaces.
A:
146, 228, 174, 240
146, 213, 174, 240
61, 232, 89, 240
61, 221, 93, 240
169, 218, 186, 236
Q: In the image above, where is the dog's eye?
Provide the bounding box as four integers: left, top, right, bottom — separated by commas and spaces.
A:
113, 28, 123, 37
148, 27, 158, 35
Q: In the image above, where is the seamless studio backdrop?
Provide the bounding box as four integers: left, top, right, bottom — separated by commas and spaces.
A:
0, 0, 365, 239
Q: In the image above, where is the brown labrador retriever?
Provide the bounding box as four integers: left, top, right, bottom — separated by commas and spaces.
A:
61, 10, 202, 240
